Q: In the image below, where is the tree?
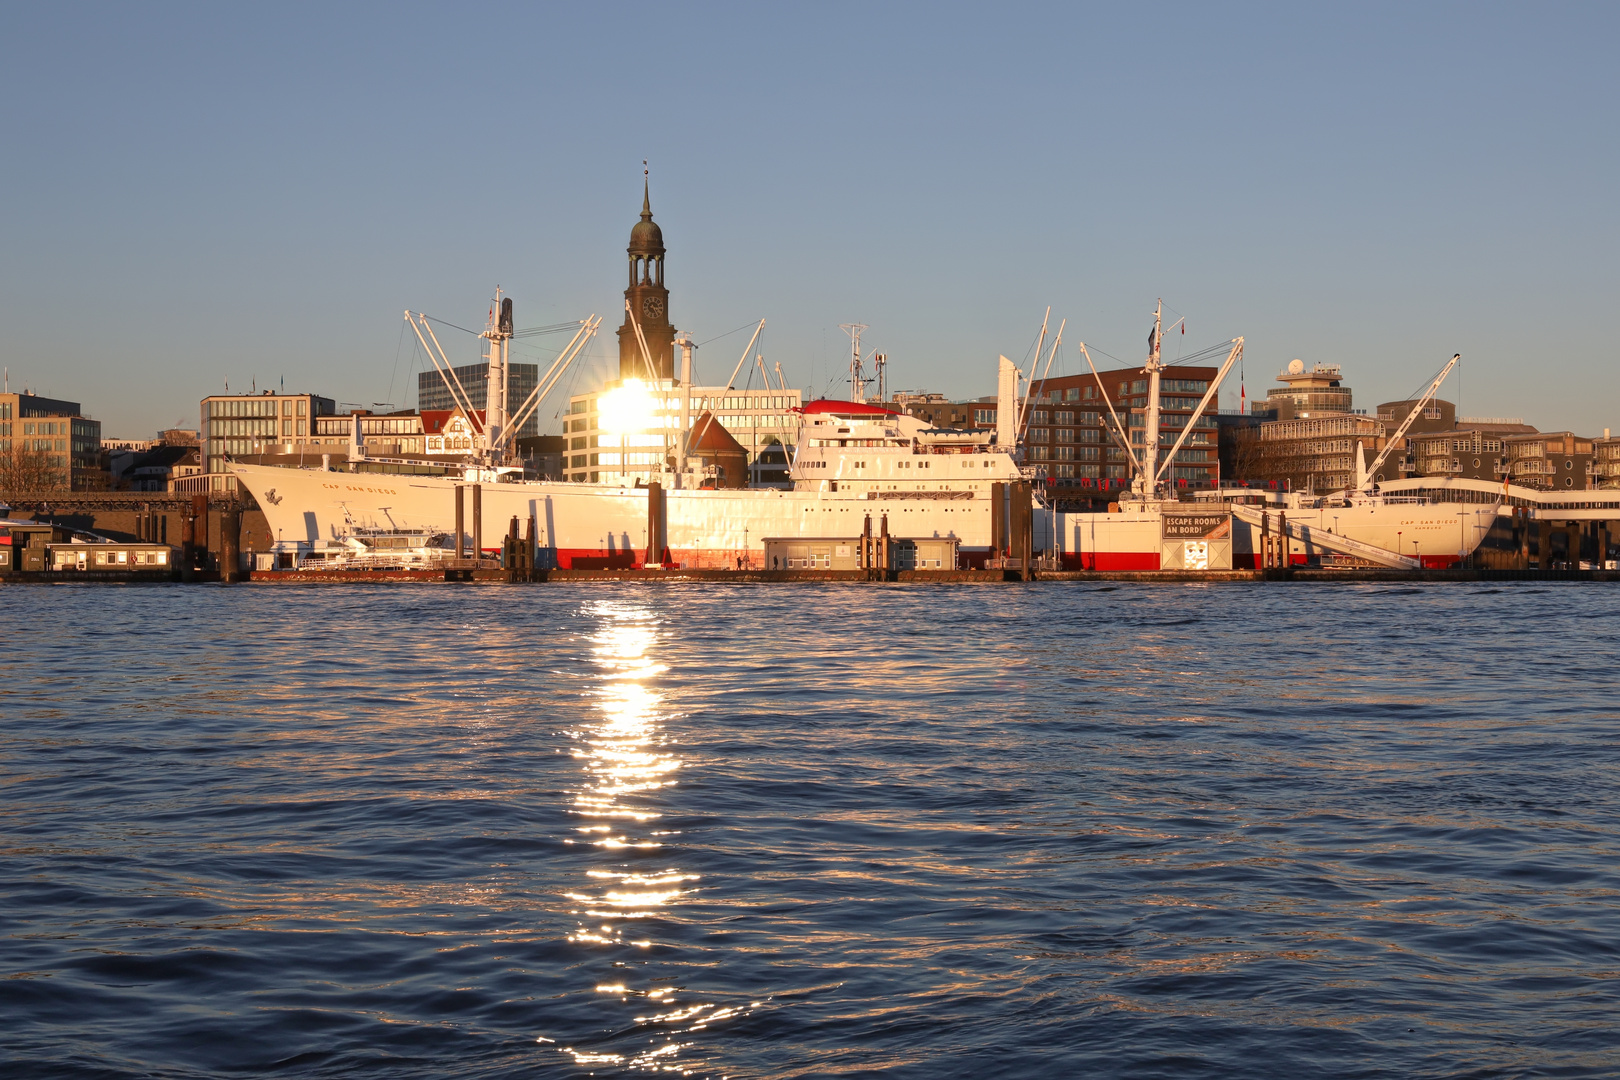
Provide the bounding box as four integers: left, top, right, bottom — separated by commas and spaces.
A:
0, 445, 67, 496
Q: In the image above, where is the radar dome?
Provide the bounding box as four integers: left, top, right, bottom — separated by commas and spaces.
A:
1287, 358, 1306, 375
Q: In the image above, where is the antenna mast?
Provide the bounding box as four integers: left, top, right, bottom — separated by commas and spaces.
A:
839, 323, 868, 402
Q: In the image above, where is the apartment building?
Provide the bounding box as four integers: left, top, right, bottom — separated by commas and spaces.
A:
1593, 434, 1620, 489
0, 392, 104, 490
1254, 414, 1389, 492
1020, 369, 1221, 490
889, 370, 1221, 491
1507, 432, 1595, 491
1408, 418, 1538, 482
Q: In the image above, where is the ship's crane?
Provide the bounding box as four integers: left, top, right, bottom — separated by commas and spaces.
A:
405, 306, 599, 464
1358, 353, 1460, 492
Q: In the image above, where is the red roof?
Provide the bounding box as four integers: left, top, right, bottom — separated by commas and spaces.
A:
688, 411, 748, 454
421, 408, 485, 434
798, 399, 898, 417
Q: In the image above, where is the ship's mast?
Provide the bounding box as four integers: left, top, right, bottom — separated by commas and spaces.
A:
1137, 299, 1164, 499
840, 323, 868, 402
481, 289, 513, 462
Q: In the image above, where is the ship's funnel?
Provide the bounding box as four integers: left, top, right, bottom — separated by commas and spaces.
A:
499, 297, 514, 336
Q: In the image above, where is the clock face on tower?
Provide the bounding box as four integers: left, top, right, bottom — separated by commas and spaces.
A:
642, 294, 666, 320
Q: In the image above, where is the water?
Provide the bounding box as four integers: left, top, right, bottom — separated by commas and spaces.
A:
3, 582, 1619, 1079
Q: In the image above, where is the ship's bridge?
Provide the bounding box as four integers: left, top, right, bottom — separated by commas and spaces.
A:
790, 399, 1020, 493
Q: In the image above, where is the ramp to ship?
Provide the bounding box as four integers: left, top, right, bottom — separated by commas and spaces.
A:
1229, 504, 1419, 570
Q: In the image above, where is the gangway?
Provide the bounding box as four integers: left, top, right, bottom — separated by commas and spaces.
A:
1228, 504, 1419, 570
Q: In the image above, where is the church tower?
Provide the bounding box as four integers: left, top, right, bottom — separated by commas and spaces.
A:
617, 172, 674, 381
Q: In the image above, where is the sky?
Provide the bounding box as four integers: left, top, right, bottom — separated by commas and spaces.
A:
2, 3, 1616, 437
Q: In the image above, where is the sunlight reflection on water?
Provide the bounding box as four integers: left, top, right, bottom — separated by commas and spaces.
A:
555, 600, 742, 1075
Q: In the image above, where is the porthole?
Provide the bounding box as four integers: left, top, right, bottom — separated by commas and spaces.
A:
1567, 460, 1574, 469
1473, 459, 1480, 468
1566, 477, 1575, 487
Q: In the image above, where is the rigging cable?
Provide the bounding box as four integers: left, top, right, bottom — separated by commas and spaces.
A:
384, 321, 408, 415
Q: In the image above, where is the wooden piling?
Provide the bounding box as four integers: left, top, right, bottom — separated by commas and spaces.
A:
220, 508, 241, 583
991, 482, 1006, 558
454, 486, 465, 559
645, 482, 665, 567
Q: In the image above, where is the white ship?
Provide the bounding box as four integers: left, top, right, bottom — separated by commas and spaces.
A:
232, 299, 1498, 571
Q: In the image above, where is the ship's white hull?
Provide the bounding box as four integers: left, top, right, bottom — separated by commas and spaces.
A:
235, 463, 1001, 569
233, 463, 1499, 571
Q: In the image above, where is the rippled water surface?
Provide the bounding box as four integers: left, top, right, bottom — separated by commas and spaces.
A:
3, 582, 1620, 1078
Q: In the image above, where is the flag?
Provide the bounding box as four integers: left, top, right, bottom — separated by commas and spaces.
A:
1181, 322, 1185, 335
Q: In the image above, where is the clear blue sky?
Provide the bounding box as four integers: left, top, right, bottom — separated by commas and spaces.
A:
2, 3, 1616, 437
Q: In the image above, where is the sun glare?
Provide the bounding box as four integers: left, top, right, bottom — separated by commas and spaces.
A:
598, 379, 657, 436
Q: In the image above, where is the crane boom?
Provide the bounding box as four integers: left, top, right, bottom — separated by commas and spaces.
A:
1080, 342, 1141, 476
1360, 353, 1460, 491
1154, 338, 1243, 486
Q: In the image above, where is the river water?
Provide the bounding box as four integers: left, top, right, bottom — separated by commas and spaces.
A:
3, 582, 1618, 1078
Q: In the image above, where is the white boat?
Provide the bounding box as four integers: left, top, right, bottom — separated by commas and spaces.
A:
232, 299, 1497, 571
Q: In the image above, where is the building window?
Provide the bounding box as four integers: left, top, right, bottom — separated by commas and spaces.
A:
1056, 428, 1074, 443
